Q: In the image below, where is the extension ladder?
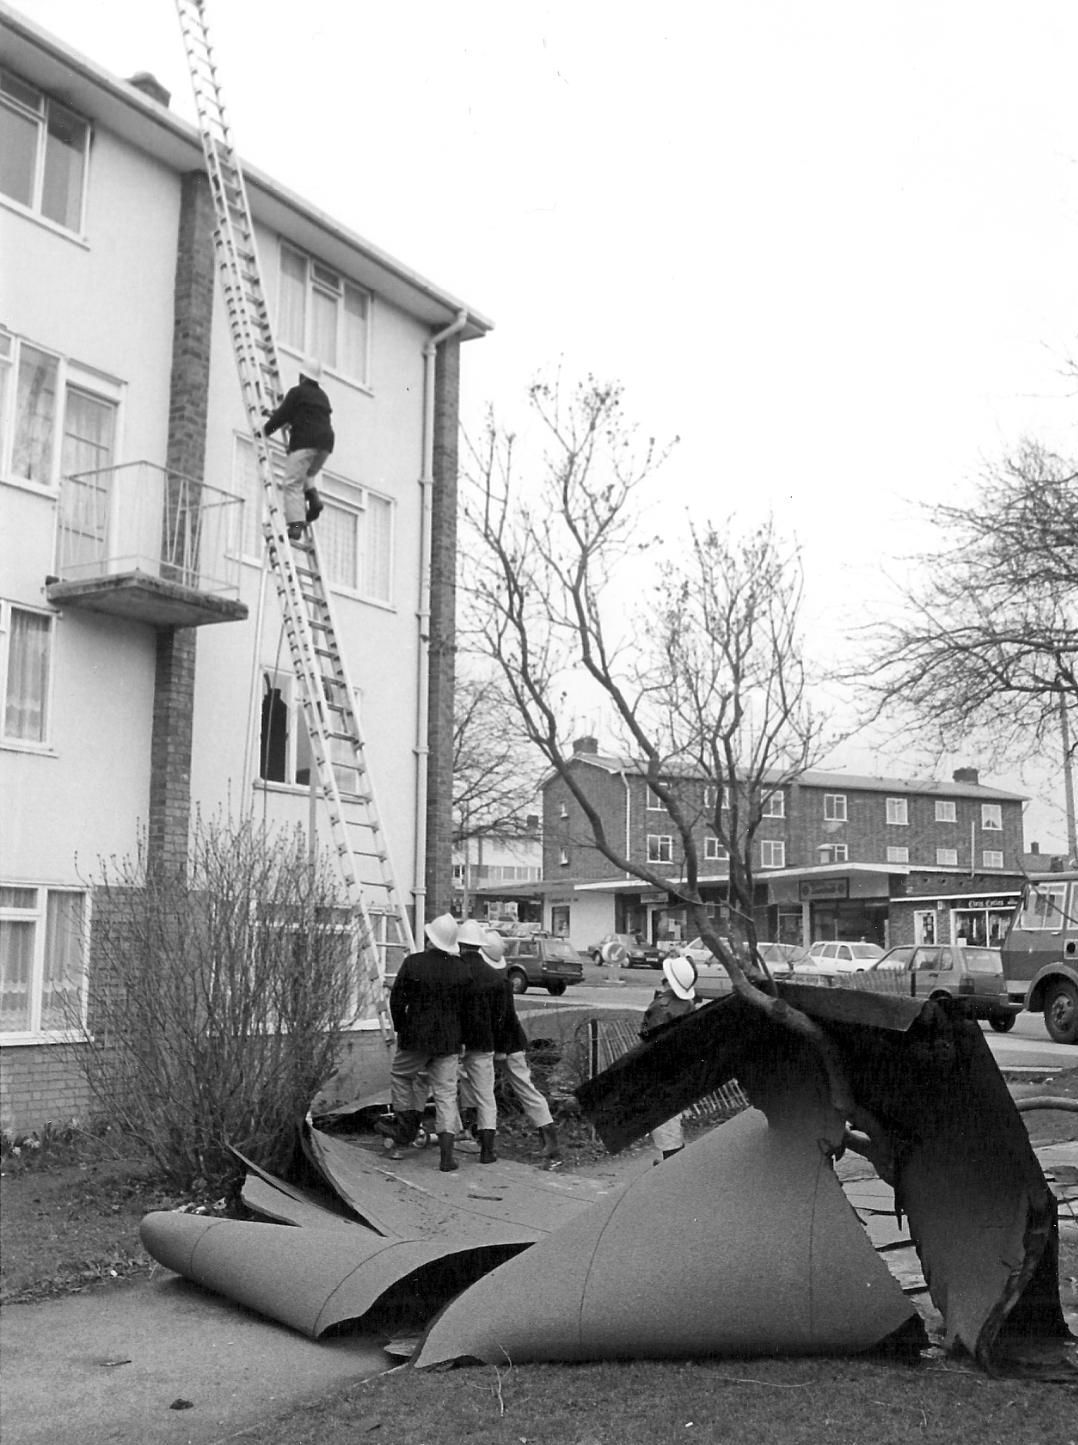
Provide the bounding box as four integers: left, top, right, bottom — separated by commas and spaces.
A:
174, 0, 415, 1024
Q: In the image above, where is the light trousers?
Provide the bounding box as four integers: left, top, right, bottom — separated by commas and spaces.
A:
459, 1050, 497, 1129
281, 447, 330, 524
650, 1114, 685, 1154
497, 1051, 553, 1129
390, 1049, 459, 1134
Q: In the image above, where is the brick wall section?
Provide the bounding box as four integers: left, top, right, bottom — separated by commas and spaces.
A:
425, 330, 461, 918
147, 170, 216, 878
0, 1047, 94, 1135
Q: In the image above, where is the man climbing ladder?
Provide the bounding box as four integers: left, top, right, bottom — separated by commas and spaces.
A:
261, 360, 333, 541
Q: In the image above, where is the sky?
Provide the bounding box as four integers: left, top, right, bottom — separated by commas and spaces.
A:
13, 0, 1077, 849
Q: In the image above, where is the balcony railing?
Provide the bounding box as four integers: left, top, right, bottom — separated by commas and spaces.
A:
55, 460, 244, 594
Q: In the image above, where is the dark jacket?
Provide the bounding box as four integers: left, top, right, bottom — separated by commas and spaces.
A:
461, 952, 523, 1053
263, 378, 335, 454
389, 947, 469, 1055
640, 987, 695, 1040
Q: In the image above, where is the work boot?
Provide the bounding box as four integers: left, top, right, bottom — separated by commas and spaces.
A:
304, 487, 324, 523
438, 1131, 458, 1173
538, 1123, 563, 1170
477, 1129, 498, 1164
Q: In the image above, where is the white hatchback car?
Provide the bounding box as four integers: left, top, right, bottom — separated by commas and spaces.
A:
806, 940, 885, 972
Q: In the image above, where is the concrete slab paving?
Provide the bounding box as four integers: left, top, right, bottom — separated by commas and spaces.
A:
0, 1273, 391, 1445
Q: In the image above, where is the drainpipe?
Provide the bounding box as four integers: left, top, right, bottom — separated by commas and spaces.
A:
414, 310, 469, 925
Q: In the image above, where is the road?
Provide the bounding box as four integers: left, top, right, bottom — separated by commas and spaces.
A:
516, 963, 1077, 1074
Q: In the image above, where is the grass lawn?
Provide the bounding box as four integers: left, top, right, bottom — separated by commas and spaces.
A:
2, 1071, 1076, 1443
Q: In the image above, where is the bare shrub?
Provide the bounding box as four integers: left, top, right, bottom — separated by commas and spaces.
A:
74, 815, 364, 1194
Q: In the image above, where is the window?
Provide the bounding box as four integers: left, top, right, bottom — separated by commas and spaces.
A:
647, 834, 673, 864
886, 846, 909, 864
278, 245, 371, 385
704, 835, 727, 862
646, 785, 664, 811
982, 850, 1004, 869
886, 797, 908, 825
1, 333, 119, 500
2, 603, 53, 745
761, 791, 785, 818
829, 843, 849, 862
981, 804, 1002, 831
0, 70, 89, 231
1018, 882, 1067, 931
823, 794, 847, 822
320, 486, 393, 604
935, 800, 956, 823
558, 848, 569, 867
936, 847, 959, 866
0, 885, 86, 1035
257, 669, 313, 787
760, 840, 785, 868
559, 803, 568, 820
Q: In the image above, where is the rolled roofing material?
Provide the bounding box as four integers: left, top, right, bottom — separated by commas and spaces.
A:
415, 1105, 924, 1368
139, 1212, 531, 1339
576, 982, 1071, 1371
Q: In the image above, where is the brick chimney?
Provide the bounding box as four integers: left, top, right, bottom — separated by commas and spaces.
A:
573, 736, 599, 755
127, 72, 171, 107
952, 767, 979, 786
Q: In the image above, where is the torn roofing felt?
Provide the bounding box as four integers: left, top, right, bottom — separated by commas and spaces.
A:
575, 981, 1072, 1372
414, 1097, 926, 1368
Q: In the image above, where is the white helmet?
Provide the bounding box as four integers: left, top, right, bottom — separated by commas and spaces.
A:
300, 358, 322, 383
479, 932, 507, 969
424, 913, 460, 956
457, 918, 487, 949
663, 954, 697, 1000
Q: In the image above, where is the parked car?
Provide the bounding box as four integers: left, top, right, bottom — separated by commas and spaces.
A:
588, 932, 665, 969
502, 936, 585, 996
676, 938, 806, 974
867, 944, 1018, 1030
806, 940, 885, 972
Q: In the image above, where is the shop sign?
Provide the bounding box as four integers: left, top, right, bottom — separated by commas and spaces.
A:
799, 879, 849, 901
640, 890, 670, 904
958, 897, 1012, 911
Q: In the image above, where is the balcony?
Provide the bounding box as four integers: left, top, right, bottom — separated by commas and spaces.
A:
45, 462, 249, 628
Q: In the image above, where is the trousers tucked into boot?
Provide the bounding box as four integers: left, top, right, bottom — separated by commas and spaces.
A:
477, 1129, 498, 1164
538, 1123, 562, 1168
375, 1110, 420, 1147
438, 1131, 458, 1173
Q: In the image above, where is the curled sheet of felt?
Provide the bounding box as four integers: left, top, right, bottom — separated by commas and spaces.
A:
139, 1212, 532, 1339
414, 1105, 925, 1368
575, 984, 1070, 1371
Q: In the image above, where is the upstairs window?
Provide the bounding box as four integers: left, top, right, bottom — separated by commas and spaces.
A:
278, 245, 371, 385
0, 70, 89, 232
646, 834, 673, 864
886, 797, 908, 826
704, 835, 727, 862
935, 800, 957, 823
320, 485, 393, 604
646, 785, 664, 811
886, 846, 909, 864
2, 603, 53, 746
761, 791, 785, 818
257, 669, 313, 787
760, 840, 785, 868
936, 847, 959, 866
981, 804, 1002, 831
982, 850, 1004, 869
823, 793, 846, 822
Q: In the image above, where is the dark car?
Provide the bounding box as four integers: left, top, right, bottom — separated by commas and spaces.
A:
502, 936, 585, 996
867, 944, 1019, 1031
588, 932, 664, 968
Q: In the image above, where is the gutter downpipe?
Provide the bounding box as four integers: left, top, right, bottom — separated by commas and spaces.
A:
414, 309, 469, 925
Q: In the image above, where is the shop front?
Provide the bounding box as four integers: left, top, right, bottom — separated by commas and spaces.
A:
765, 865, 897, 948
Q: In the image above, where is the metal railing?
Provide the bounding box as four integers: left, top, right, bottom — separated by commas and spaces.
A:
56, 460, 244, 597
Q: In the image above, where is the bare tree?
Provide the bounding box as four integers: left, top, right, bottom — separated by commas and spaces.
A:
461, 376, 875, 1139
452, 672, 544, 846
857, 442, 1077, 845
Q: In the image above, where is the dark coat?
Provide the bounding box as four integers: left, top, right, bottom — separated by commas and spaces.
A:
461, 952, 524, 1053
640, 987, 695, 1040
389, 947, 469, 1055
263, 378, 335, 454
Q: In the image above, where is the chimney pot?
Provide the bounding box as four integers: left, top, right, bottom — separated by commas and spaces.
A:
952, 767, 979, 786
573, 735, 599, 755
127, 71, 171, 107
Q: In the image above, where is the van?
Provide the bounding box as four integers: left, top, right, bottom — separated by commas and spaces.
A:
1000, 871, 1078, 1044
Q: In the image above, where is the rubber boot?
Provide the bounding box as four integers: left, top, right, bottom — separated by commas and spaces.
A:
438, 1131, 458, 1173
305, 487, 324, 523
477, 1129, 498, 1164
538, 1123, 563, 1170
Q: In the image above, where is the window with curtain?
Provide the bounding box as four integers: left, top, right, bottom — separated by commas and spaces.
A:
277, 243, 371, 385
13, 344, 59, 484
58, 388, 116, 573
3, 606, 52, 743
0, 885, 86, 1036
